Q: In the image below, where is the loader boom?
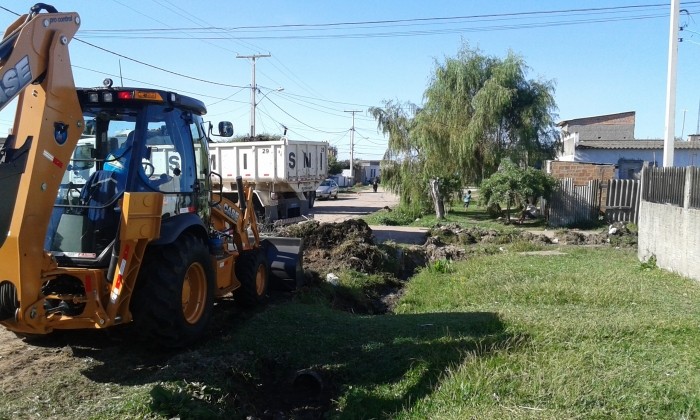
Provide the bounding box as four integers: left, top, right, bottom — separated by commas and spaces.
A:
0, 5, 83, 323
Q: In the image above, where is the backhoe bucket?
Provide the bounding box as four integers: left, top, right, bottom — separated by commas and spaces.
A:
261, 237, 304, 291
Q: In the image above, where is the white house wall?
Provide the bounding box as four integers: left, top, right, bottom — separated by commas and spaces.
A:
575, 148, 700, 167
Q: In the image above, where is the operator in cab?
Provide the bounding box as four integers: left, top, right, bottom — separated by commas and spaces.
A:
103, 132, 134, 192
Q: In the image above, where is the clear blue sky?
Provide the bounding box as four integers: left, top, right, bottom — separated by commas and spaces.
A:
2, 1, 700, 160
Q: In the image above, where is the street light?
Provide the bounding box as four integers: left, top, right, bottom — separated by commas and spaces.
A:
252, 87, 283, 138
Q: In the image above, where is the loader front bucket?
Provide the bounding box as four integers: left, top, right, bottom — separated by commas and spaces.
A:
261, 237, 304, 291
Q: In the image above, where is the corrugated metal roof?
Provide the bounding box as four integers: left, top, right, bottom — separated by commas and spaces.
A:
577, 140, 700, 150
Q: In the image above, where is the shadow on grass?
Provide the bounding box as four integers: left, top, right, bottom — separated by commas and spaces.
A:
70, 301, 520, 419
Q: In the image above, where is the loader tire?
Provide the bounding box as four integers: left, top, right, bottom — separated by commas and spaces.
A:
130, 233, 215, 348
235, 249, 269, 307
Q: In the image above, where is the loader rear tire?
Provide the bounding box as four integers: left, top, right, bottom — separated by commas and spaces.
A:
235, 249, 269, 307
130, 233, 215, 348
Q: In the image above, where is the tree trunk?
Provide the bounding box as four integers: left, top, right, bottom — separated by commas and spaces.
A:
505, 197, 511, 222
429, 179, 446, 219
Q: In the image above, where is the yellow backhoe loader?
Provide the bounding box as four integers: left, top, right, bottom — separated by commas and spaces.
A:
0, 4, 303, 347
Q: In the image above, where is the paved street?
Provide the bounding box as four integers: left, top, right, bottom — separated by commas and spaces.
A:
310, 187, 428, 244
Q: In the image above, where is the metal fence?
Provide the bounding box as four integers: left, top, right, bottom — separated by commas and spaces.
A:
642, 166, 700, 209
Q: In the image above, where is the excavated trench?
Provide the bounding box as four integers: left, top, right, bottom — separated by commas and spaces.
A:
274, 219, 638, 315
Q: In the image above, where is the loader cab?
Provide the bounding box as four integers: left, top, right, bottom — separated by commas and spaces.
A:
46, 85, 211, 266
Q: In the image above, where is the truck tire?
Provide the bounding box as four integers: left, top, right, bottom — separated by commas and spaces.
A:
130, 233, 215, 348
308, 191, 316, 208
235, 249, 269, 307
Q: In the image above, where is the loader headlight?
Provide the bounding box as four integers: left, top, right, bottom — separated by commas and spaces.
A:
103, 92, 113, 102
88, 92, 99, 103
271, 192, 279, 200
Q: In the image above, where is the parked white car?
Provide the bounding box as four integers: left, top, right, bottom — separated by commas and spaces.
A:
316, 178, 339, 200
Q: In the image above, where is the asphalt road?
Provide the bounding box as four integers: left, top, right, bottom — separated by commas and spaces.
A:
310, 187, 428, 245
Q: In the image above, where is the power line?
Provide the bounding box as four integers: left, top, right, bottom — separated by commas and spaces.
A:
75, 12, 692, 41
81, 3, 700, 32
72, 64, 248, 103
73, 38, 248, 88
265, 97, 350, 134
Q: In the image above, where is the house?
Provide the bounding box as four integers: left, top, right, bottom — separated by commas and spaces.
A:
555, 111, 700, 179
358, 160, 381, 184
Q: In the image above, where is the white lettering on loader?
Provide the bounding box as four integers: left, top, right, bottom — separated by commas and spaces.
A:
0, 55, 32, 107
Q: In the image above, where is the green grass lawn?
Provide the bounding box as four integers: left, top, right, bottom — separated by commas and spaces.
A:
1, 223, 698, 418
81, 247, 700, 419
391, 247, 700, 418
184, 246, 700, 418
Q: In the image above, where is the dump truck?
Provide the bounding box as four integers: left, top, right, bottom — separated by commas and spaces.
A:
209, 138, 329, 225
0, 4, 302, 347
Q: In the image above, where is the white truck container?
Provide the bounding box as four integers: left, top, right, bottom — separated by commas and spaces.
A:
208, 137, 329, 223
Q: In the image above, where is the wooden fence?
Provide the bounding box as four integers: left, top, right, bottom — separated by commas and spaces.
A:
642, 166, 700, 209
642, 166, 685, 206
547, 179, 601, 227
604, 179, 640, 224
546, 178, 641, 227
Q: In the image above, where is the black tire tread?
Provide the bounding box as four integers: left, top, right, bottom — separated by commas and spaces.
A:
130, 233, 214, 348
235, 249, 269, 307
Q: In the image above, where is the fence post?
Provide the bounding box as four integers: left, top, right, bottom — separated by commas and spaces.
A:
684, 168, 693, 209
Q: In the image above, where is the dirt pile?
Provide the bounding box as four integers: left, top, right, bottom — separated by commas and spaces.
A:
276, 220, 480, 278
275, 219, 387, 275
428, 223, 552, 246
605, 221, 638, 248
426, 222, 638, 248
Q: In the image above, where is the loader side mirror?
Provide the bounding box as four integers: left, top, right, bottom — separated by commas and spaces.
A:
216, 121, 233, 138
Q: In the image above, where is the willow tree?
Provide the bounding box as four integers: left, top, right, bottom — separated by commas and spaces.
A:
369, 101, 425, 215
371, 44, 558, 219
369, 100, 462, 218
420, 44, 558, 184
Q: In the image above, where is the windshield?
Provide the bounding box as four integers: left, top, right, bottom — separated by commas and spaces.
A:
320, 180, 331, 186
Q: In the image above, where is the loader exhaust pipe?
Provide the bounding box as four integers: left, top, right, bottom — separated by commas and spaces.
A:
261, 237, 304, 291
236, 176, 246, 213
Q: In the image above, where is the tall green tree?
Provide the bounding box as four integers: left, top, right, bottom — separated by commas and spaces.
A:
371, 43, 558, 219
420, 44, 558, 183
328, 146, 344, 175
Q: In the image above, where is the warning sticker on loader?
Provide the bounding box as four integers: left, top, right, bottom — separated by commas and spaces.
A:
110, 245, 129, 304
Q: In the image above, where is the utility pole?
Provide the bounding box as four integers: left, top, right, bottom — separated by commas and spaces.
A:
344, 110, 361, 179
682, 109, 687, 140
663, 0, 680, 166
237, 54, 271, 138
696, 98, 699, 135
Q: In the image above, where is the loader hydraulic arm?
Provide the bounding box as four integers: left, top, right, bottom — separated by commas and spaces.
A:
0, 4, 83, 323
